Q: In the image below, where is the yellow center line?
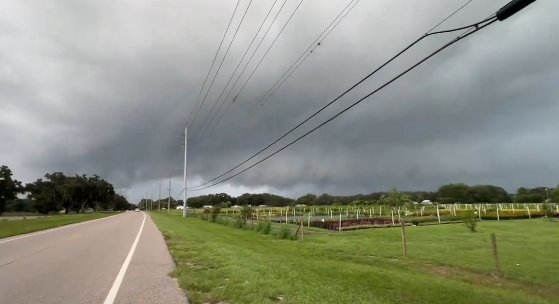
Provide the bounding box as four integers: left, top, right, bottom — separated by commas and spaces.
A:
65, 235, 80, 241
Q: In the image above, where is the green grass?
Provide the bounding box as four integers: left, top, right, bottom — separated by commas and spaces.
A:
0, 212, 118, 238
0, 212, 45, 217
151, 212, 559, 304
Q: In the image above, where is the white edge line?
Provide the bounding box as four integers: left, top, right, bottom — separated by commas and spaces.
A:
0, 212, 126, 245
103, 212, 147, 304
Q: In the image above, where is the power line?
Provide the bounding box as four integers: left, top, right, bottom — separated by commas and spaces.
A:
187, 0, 242, 129
254, 0, 477, 113
248, 0, 362, 114
194, 0, 281, 139
196, 0, 288, 142
202, 0, 471, 140
190, 0, 255, 135
189, 17, 499, 191
427, 0, 474, 34
200, 0, 306, 140
188, 8, 493, 190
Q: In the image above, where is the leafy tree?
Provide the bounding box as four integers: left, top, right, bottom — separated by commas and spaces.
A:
551, 186, 559, 204
0, 165, 23, 215
379, 188, 411, 207
516, 187, 546, 205
25, 179, 60, 214
210, 205, 222, 222
437, 183, 471, 204
22, 172, 118, 214
296, 194, 318, 206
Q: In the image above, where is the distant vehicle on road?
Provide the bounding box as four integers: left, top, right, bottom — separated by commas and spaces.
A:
134, 208, 140, 212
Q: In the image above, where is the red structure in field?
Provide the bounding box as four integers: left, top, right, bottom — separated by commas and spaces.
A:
310, 217, 393, 230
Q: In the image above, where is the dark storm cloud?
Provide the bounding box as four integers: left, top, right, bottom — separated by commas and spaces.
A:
1, 0, 558, 203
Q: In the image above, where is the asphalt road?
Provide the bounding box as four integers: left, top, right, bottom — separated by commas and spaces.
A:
0, 212, 187, 304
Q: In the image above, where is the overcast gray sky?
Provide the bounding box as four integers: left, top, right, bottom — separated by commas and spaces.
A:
1, 0, 558, 204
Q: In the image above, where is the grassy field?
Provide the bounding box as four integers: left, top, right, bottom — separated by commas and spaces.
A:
151, 212, 559, 304
0, 212, 46, 217
0, 212, 118, 239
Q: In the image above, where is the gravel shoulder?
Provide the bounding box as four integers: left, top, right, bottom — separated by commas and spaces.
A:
114, 213, 188, 304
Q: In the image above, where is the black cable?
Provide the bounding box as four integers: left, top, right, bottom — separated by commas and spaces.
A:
199, 0, 306, 140
194, 0, 281, 139
249, 0, 361, 113
186, 0, 241, 129
264, 0, 480, 114
190, 0, 255, 136
204, 0, 472, 139
189, 18, 498, 191
206, 0, 358, 143
427, 0, 474, 34
193, 0, 289, 141
204, 0, 358, 139
188, 16, 497, 190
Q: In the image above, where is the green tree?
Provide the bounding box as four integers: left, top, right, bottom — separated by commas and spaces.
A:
379, 188, 411, 207
25, 179, 60, 214
516, 187, 546, 205
551, 186, 559, 204
0, 165, 23, 215
437, 183, 471, 204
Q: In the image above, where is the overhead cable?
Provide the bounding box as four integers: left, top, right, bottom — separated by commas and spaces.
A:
189, 0, 255, 135
189, 17, 499, 191
247, 0, 362, 113
193, 0, 282, 138
189, 0, 537, 190
186, 0, 242, 129
188, 12, 494, 190
199, 0, 307, 140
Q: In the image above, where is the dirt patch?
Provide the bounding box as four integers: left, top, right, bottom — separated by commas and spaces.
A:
420, 263, 558, 302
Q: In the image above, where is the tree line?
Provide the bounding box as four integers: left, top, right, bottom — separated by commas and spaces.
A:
182, 183, 559, 208
0, 165, 134, 215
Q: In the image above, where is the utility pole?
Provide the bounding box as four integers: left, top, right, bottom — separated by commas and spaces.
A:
150, 192, 153, 210
167, 171, 172, 212
182, 126, 188, 217
158, 182, 162, 211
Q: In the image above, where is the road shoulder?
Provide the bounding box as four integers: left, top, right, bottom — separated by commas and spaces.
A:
113, 213, 188, 304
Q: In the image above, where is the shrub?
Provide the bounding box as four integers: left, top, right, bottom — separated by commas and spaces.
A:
277, 225, 292, 239
256, 221, 265, 232
234, 217, 244, 229
542, 203, 555, 220
262, 221, 272, 235
202, 208, 211, 221
210, 206, 222, 223
240, 206, 253, 224
464, 214, 478, 232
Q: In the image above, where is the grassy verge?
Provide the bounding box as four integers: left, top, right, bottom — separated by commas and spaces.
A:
151, 212, 558, 304
0, 212, 46, 217
0, 212, 118, 238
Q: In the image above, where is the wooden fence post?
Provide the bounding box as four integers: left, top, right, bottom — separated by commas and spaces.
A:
401, 221, 407, 257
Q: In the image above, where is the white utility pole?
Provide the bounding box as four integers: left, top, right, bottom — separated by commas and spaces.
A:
150, 192, 153, 210
167, 171, 172, 212
183, 126, 188, 217
158, 182, 162, 211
